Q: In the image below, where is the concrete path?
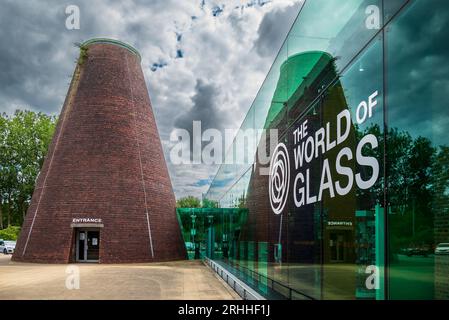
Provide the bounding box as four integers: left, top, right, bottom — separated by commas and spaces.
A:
0, 255, 239, 300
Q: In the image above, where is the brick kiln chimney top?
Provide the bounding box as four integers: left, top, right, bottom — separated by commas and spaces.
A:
82, 38, 141, 61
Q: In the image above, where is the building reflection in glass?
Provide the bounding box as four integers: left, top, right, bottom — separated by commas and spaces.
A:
202, 0, 449, 300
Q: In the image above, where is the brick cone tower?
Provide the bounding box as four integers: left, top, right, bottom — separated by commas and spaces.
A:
13, 38, 186, 263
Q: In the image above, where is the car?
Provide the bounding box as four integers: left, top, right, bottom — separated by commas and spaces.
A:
0, 240, 16, 254
404, 247, 429, 257
435, 243, 449, 255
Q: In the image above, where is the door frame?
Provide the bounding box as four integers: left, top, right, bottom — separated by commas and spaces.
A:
329, 231, 346, 263
75, 228, 100, 263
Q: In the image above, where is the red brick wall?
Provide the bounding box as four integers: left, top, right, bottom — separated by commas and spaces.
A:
13, 41, 186, 263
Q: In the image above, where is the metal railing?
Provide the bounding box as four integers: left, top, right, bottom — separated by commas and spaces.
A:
210, 259, 315, 300
204, 257, 266, 300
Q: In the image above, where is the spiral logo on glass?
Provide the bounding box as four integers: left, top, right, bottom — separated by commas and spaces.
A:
269, 142, 290, 215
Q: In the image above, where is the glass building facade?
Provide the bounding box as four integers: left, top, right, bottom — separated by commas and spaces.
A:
204, 0, 449, 300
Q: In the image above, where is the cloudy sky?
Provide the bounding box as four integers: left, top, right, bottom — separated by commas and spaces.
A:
0, 0, 303, 199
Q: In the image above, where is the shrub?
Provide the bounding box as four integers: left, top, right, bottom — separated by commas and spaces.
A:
0, 226, 21, 241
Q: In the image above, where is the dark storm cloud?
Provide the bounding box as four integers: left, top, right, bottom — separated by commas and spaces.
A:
0, 1, 104, 114
174, 79, 226, 132
173, 79, 229, 161
386, 0, 449, 146
253, 1, 301, 58
0, 0, 154, 115
0, 1, 75, 114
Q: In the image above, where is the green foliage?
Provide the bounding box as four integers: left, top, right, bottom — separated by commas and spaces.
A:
176, 196, 201, 208
0, 225, 21, 240
177, 196, 220, 208
75, 42, 88, 66
202, 198, 219, 208
386, 127, 447, 250
0, 110, 57, 229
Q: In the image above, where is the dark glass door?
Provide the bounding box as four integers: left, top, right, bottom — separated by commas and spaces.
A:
76, 229, 100, 262
86, 231, 100, 261
330, 232, 345, 262
77, 231, 86, 261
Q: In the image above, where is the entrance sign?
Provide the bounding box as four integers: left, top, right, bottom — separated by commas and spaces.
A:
72, 218, 102, 224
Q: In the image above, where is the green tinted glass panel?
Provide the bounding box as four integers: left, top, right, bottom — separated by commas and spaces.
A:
387, 0, 449, 300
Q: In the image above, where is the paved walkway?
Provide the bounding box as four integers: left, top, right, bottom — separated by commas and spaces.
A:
0, 255, 239, 300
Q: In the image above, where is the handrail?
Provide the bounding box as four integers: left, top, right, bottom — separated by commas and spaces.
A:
204, 257, 266, 300
222, 259, 315, 300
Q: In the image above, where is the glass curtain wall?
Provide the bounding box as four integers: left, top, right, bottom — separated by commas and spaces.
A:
205, 0, 449, 300
386, 0, 449, 300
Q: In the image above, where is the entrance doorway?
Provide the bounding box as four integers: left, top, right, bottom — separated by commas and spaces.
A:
330, 232, 345, 262
76, 229, 100, 262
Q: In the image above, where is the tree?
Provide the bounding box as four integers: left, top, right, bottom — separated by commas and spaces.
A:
386, 128, 438, 250
176, 196, 201, 208
0, 110, 57, 228
202, 198, 219, 208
